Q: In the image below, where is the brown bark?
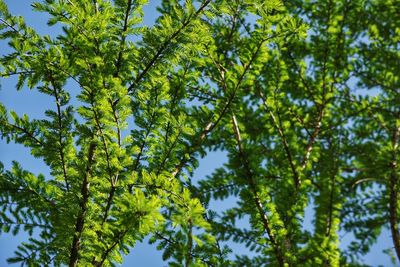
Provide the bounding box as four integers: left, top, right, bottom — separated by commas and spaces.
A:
231, 115, 285, 267
389, 126, 400, 262
69, 143, 96, 267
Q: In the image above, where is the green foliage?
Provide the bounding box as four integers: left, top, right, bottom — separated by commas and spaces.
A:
0, 0, 399, 266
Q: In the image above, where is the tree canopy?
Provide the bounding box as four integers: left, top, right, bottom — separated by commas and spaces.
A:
0, 0, 399, 266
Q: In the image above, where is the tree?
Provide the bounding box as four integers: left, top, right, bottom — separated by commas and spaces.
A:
0, 0, 398, 266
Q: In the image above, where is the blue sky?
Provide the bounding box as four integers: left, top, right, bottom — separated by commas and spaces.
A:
0, 1, 396, 266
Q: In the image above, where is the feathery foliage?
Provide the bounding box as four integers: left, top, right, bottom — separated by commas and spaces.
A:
0, 0, 399, 266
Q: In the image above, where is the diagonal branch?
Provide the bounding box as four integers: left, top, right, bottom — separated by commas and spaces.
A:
0, 17, 19, 33
258, 90, 300, 188
172, 37, 266, 178
231, 114, 285, 266
1, 120, 44, 146
127, 0, 212, 93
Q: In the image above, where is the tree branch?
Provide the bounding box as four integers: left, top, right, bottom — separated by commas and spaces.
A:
48, 72, 70, 190
114, 0, 133, 77
258, 90, 300, 188
389, 125, 400, 262
231, 114, 285, 266
1, 120, 44, 146
68, 142, 96, 267
127, 0, 212, 93
172, 37, 266, 178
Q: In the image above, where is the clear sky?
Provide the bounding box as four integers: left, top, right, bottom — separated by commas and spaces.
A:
0, 1, 395, 266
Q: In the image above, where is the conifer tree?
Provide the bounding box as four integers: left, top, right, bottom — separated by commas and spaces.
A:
0, 0, 398, 266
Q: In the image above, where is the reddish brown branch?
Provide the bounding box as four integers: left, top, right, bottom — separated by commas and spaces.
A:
69, 143, 96, 267
389, 126, 400, 262
300, 108, 324, 171
231, 114, 285, 266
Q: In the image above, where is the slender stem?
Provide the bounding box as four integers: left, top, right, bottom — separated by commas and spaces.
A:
0, 70, 34, 77
68, 143, 96, 267
0, 220, 50, 229
185, 218, 193, 267
172, 38, 265, 177
154, 232, 214, 266
0, 17, 19, 33
2, 120, 43, 146
231, 114, 285, 266
300, 109, 323, 171
95, 229, 129, 266
114, 0, 133, 77
389, 125, 400, 262
127, 0, 212, 93
49, 73, 70, 190
258, 91, 299, 188
157, 128, 182, 175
